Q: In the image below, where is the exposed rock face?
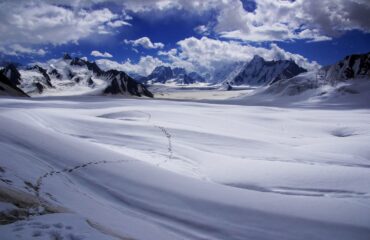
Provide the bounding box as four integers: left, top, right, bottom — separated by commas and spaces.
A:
87, 77, 95, 86
63, 53, 72, 60
35, 82, 45, 93
0, 72, 29, 97
323, 52, 370, 81
28, 65, 53, 87
48, 69, 62, 79
232, 55, 307, 86
0, 64, 22, 87
85, 61, 103, 76
70, 57, 103, 76
103, 70, 153, 98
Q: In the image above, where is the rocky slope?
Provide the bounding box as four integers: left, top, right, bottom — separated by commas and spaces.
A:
323, 52, 370, 82
0, 71, 29, 97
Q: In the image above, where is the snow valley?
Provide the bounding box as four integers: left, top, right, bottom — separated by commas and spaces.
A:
1, 96, 370, 240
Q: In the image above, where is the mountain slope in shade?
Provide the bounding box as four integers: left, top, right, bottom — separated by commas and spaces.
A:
103, 70, 153, 97
231, 55, 307, 86
323, 52, 370, 81
145, 66, 205, 84
0, 64, 22, 86
0, 72, 29, 97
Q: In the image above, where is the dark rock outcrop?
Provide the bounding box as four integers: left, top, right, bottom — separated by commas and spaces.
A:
0, 64, 22, 87
0, 72, 29, 97
49, 69, 62, 79
104, 70, 153, 98
323, 52, 370, 81
28, 65, 53, 87
87, 77, 94, 86
63, 53, 72, 60
69, 57, 103, 76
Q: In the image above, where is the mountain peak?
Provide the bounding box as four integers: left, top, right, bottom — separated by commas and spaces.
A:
250, 55, 265, 63
232, 57, 306, 86
63, 53, 72, 60
145, 65, 204, 84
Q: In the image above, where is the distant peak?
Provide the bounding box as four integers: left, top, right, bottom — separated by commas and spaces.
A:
251, 55, 265, 62
63, 53, 72, 60
154, 65, 171, 71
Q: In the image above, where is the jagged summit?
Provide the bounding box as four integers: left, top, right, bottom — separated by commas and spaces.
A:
250, 55, 264, 64
63, 53, 72, 60
103, 70, 153, 97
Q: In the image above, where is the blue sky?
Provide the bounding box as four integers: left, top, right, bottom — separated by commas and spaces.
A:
0, 0, 369, 77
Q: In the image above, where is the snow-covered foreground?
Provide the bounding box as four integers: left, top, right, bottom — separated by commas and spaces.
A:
0, 96, 369, 239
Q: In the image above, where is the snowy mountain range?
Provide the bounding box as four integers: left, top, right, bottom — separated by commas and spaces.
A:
263, 52, 370, 98
1, 52, 369, 99
229, 55, 307, 86
0, 54, 153, 98
143, 66, 205, 85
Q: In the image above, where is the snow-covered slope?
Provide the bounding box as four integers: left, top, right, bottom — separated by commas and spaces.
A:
144, 66, 205, 85
231, 55, 307, 86
233, 52, 370, 107
0, 97, 369, 239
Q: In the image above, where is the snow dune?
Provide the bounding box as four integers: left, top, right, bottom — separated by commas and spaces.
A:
0, 96, 369, 239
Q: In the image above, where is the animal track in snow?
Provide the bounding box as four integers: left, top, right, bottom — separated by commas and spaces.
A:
155, 125, 173, 163
34, 160, 130, 200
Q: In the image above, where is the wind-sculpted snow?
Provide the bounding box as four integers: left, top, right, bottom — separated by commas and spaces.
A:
0, 97, 370, 239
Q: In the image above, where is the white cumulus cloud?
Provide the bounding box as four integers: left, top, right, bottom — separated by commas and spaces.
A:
0, 1, 121, 50
124, 37, 165, 49
107, 20, 131, 28
96, 56, 164, 76
215, 0, 370, 42
0, 44, 46, 56
90, 50, 113, 58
